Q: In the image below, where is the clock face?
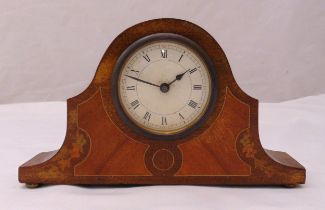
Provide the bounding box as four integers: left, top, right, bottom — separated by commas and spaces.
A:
113, 33, 216, 139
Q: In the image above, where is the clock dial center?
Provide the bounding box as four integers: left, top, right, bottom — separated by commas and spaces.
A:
159, 83, 170, 93
136, 59, 192, 115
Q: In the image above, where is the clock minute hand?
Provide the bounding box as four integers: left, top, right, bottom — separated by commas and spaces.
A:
168, 69, 190, 86
125, 75, 160, 88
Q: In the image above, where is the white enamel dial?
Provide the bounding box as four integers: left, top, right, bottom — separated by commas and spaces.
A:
117, 38, 212, 135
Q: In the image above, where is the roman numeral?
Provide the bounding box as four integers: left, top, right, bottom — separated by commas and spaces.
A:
178, 53, 184, 62
143, 54, 150, 62
179, 113, 184, 119
143, 112, 151, 121
188, 100, 198, 109
130, 100, 140, 109
130, 69, 139, 74
161, 116, 167, 125
126, 86, 135, 90
189, 68, 197, 74
161, 49, 167, 58
193, 85, 202, 90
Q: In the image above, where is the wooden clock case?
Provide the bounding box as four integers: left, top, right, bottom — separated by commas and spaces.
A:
19, 18, 305, 187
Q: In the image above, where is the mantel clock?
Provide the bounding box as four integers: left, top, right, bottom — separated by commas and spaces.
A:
19, 19, 305, 187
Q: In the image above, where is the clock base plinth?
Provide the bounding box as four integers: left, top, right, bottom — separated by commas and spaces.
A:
18, 147, 305, 187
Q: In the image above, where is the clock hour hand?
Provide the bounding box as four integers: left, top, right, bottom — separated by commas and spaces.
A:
168, 69, 190, 86
125, 75, 160, 88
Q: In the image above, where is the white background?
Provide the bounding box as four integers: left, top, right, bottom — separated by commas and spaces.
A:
0, 0, 324, 104
1, 1, 325, 209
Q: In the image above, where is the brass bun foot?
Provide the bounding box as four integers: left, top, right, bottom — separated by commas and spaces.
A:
283, 184, 297, 188
25, 183, 40, 188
